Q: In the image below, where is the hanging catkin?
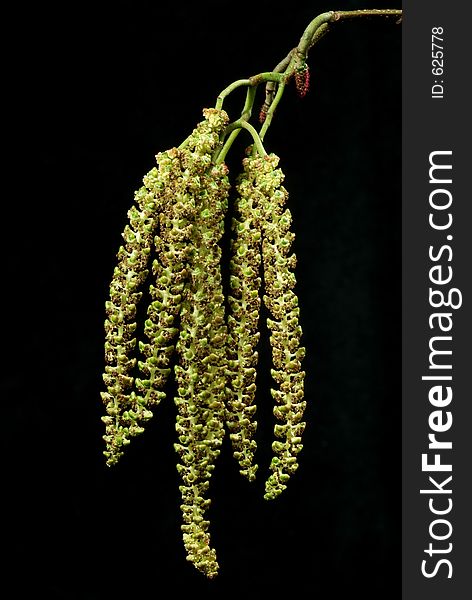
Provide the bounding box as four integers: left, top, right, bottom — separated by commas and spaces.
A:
226, 152, 307, 499
225, 157, 265, 481
239, 153, 306, 500
174, 156, 230, 577
101, 109, 229, 467
101, 172, 163, 465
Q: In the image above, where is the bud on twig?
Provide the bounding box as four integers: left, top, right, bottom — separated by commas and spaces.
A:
295, 63, 310, 98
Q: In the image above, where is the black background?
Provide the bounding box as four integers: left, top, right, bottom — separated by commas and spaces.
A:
5, 1, 401, 598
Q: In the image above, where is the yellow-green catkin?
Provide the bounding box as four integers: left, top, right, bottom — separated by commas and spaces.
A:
133, 151, 186, 441
101, 174, 162, 466
101, 109, 229, 468
247, 153, 306, 501
173, 147, 230, 576
225, 159, 265, 481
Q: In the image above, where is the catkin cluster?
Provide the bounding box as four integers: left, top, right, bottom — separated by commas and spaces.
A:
101, 111, 306, 578
227, 153, 306, 499
101, 108, 230, 577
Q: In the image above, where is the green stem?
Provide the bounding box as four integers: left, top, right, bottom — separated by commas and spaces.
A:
260, 51, 294, 119
296, 11, 334, 59
260, 9, 401, 139
308, 22, 330, 50
211, 9, 402, 153
259, 81, 285, 141
297, 9, 402, 60
216, 79, 250, 110
215, 73, 283, 111
229, 120, 266, 156
215, 120, 266, 164
332, 9, 402, 21
212, 86, 259, 162
215, 128, 241, 164
241, 85, 257, 121
247, 72, 284, 88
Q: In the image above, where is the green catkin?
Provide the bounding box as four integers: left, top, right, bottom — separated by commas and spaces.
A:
225, 159, 265, 481
227, 151, 306, 499
101, 177, 162, 466
241, 153, 306, 501
174, 157, 230, 578
261, 156, 306, 500
101, 123, 304, 574
101, 109, 229, 468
